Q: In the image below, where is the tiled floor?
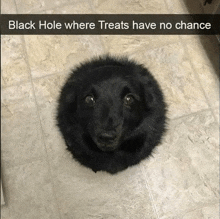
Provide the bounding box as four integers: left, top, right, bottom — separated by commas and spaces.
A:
1, 0, 219, 219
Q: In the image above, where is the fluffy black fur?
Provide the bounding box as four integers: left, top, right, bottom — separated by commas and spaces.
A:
57, 55, 166, 174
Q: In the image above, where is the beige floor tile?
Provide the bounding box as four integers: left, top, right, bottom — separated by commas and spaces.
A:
165, 0, 204, 14
182, 0, 204, 13
1, 0, 17, 13
24, 35, 104, 78
32, 74, 68, 155
142, 110, 219, 218
185, 36, 219, 109
92, 0, 169, 13
32, 74, 79, 168
44, 2, 93, 13
1, 160, 60, 219
15, 0, 85, 13
213, 107, 219, 123
52, 160, 156, 219
101, 35, 180, 55
16, 0, 94, 14
1, 83, 46, 167
165, 0, 189, 13
131, 43, 209, 119
182, 203, 219, 219
1, 36, 30, 87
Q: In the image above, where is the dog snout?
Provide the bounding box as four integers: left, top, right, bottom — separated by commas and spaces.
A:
98, 132, 117, 143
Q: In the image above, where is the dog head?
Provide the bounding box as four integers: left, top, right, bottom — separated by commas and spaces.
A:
58, 57, 165, 152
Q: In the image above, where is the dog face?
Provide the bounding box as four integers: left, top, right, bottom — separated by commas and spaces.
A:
75, 67, 145, 152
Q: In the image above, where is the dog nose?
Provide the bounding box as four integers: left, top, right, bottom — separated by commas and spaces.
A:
98, 132, 116, 143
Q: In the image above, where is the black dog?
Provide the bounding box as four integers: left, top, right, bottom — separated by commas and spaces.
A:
57, 55, 166, 174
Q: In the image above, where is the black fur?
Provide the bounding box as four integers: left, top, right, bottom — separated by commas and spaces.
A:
57, 55, 167, 174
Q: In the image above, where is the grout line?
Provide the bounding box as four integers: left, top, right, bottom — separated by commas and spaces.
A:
141, 165, 160, 219
21, 35, 62, 219
13, 0, 19, 14
169, 107, 213, 121
1, 71, 67, 89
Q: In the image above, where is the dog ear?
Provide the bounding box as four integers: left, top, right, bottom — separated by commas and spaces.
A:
138, 69, 165, 110
58, 82, 77, 114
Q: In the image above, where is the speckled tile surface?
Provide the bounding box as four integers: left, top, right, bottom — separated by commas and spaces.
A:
24, 35, 104, 78
92, 0, 169, 14
1, 0, 219, 218
141, 110, 219, 218
1, 36, 30, 87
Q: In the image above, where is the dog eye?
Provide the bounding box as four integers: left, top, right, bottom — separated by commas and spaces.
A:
85, 95, 95, 106
124, 94, 135, 107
